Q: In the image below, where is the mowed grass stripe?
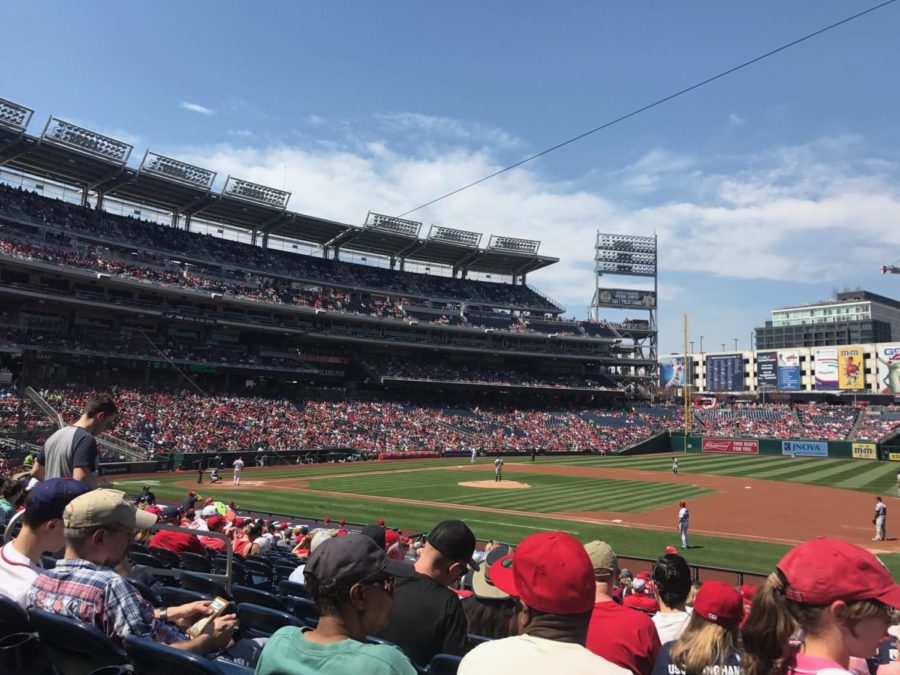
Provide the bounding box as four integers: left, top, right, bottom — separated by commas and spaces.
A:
740, 458, 847, 481
308, 471, 712, 513
833, 462, 896, 489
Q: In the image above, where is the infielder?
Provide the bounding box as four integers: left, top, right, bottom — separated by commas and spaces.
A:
874, 496, 887, 541
233, 457, 245, 485
677, 500, 690, 549
494, 456, 504, 483
470, 447, 477, 464
896, 470, 899, 497
672, 457, 679, 476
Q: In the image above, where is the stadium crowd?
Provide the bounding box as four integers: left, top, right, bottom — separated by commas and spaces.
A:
0, 183, 560, 311
0, 472, 896, 675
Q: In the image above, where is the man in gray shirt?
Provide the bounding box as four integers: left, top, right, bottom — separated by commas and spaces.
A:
32, 394, 118, 489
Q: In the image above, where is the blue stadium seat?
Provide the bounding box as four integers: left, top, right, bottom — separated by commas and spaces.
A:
179, 572, 231, 599
181, 552, 212, 574
159, 587, 210, 606
124, 636, 251, 675
236, 603, 305, 639
28, 608, 128, 675
231, 585, 288, 613
278, 580, 308, 599
426, 653, 463, 675
148, 547, 182, 568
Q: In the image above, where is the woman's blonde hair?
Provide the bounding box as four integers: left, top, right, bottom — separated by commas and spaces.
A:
669, 610, 738, 673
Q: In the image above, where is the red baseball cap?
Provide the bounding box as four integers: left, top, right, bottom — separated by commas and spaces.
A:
490, 532, 594, 615
623, 592, 660, 613
778, 537, 900, 608
206, 515, 225, 531
384, 529, 400, 548
377, 518, 385, 527
665, 545, 679, 555
693, 581, 743, 628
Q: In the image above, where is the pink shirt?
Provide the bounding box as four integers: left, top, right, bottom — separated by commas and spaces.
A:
789, 654, 853, 675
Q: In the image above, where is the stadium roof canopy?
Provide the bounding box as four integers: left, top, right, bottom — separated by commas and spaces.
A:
0, 98, 558, 278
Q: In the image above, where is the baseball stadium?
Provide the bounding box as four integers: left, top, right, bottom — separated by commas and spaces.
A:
1, 74, 900, 672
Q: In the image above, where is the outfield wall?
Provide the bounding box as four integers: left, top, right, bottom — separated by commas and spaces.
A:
669, 434, 881, 460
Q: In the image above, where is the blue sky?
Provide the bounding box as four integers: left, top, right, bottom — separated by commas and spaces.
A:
4, 1, 900, 353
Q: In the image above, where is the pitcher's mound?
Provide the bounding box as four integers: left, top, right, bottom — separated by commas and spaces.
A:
458, 480, 530, 490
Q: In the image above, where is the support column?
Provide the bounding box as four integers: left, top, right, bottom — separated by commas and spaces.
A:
184, 215, 192, 232
95, 191, 105, 211
262, 233, 269, 249
251, 230, 258, 247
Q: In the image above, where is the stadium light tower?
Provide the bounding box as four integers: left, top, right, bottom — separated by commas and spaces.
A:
590, 232, 657, 388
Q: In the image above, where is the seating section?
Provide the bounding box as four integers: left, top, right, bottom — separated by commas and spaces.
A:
796, 405, 858, 440
854, 407, 900, 441
0, 183, 561, 312
693, 405, 801, 439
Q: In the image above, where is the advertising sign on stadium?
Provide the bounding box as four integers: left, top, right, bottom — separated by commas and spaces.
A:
757, 352, 778, 391
593, 288, 656, 309
782, 440, 828, 457
815, 348, 839, 390
777, 350, 801, 391
706, 354, 744, 392
876, 344, 900, 394
838, 347, 865, 390
890, 453, 900, 462
701, 439, 759, 454
660, 357, 687, 389
852, 443, 878, 460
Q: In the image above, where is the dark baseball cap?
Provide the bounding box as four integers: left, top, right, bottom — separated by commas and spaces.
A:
25, 478, 91, 522
361, 524, 387, 550
305, 533, 414, 587
427, 520, 480, 570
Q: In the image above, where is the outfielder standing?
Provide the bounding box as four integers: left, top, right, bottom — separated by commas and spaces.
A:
672, 457, 678, 476
470, 447, 477, 464
874, 496, 887, 541
677, 500, 689, 549
233, 457, 244, 485
494, 456, 504, 483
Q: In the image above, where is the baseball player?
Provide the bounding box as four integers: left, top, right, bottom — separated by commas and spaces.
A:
672, 457, 679, 476
233, 457, 245, 485
895, 470, 899, 497
874, 496, 887, 541
470, 447, 477, 464
677, 500, 690, 549
494, 456, 504, 483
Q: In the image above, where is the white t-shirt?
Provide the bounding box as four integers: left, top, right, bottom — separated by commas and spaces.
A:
459, 634, 629, 675
0, 541, 42, 608
254, 536, 272, 554
653, 609, 691, 644
678, 507, 689, 526
233, 459, 244, 471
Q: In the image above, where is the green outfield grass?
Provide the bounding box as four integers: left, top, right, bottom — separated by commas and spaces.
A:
110, 453, 900, 577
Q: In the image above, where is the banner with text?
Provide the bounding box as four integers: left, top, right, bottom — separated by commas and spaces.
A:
852, 443, 878, 460
838, 347, 865, 390
815, 348, 839, 390
593, 288, 656, 309
777, 350, 801, 391
876, 343, 900, 394
706, 354, 744, 392
782, 440, 828, 457
757, 351, 778, 391
701, 438, 760, 455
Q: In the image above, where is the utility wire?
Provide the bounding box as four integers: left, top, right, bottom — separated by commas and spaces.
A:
398, 0, 896, 218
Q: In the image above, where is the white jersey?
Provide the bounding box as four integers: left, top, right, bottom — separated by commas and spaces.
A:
233, 459, 244, 471
876, 502, 887, 519
494, 458, 503, 471
678, 507, 689, 525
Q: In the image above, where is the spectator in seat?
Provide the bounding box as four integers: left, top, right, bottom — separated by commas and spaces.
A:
459, 531, 630, 675
198, 515, 228, 554
148, 505, 207, 557
255, 533, 417, 675
584, 541, 661, 675
651, 553, 693, 643
377, 520, 479, 667
0, 477, 24, 526
31, 394, 118, 489
234, 522, 263, 558
461, 544, 518, 640
0, 477, 90, 607
651, 580, 743, 675
28, 489, 260, 665
742, 538, 900, 675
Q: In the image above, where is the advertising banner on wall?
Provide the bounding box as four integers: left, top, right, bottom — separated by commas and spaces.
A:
782, 440, 828, 457
815, 348, 839, 390
777, 350, 801, 391
701, 438, 759, 454
757, 352, 778, 391
838, 347, 864, 390
852, 443, 878, 460
660, 357, 686, 389
876, 344, 900, 394
706, 354, 744, 392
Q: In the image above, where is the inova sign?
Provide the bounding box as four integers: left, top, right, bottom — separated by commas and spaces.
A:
781, 441, 828, 457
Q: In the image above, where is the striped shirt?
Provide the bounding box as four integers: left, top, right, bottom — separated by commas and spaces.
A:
27, 558, 183, 645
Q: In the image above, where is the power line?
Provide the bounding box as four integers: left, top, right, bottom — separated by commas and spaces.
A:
398, 0, 896, 218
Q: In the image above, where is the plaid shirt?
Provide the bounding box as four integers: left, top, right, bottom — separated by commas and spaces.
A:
28, 559, 183, 645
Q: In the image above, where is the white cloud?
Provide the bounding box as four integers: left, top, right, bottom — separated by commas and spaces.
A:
180, 101, 214, 116
375, 112, 523, 151
172, 124, 900, 319
728, 113, 746, 126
